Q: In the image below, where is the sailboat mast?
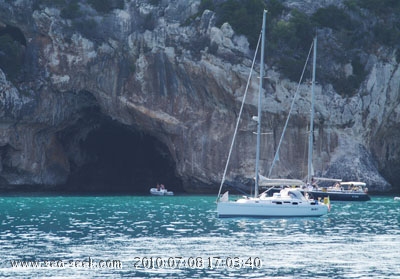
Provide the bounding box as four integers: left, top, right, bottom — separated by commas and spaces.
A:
307, 36, 317, 184
254, 10, 267, 197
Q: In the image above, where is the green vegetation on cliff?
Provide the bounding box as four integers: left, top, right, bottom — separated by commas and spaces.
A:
198, 0, 399, 97
214, 0, 266, 49
33, 0, 124, 16
0, 34, 24, 81
87, 0, 124, 13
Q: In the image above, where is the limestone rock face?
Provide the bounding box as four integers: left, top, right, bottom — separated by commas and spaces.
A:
0, 0, 396, 192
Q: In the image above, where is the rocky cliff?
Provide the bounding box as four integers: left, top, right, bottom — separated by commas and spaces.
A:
0, 0, 397, 193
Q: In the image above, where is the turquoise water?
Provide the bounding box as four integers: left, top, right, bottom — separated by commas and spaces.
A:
0, 194, 399, 278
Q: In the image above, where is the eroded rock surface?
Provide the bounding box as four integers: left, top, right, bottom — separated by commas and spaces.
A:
0, 0, 396, 192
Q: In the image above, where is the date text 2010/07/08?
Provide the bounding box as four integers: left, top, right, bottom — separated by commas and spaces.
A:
133, 256, 262, 269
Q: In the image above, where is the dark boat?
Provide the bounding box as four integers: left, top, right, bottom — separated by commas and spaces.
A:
262, 181, 370, 201
302, 181, 370, 201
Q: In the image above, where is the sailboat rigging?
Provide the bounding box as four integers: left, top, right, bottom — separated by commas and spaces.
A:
260, 35, 369, 202
301, 37, 370, 201
307, 36, 317, 185
216, 10, 330, 218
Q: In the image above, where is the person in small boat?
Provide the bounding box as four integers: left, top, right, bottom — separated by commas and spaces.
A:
156, 183, 160, 191
160, 184, 165, 190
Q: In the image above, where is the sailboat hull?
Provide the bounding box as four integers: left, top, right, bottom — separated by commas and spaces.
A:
217, 200, 328, 218
216, 12, 329, 219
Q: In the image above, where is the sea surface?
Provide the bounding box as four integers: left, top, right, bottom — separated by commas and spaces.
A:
0, 193, 399, 278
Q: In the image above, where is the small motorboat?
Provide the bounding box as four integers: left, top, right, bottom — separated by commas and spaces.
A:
150, 188, 174, 196
394, 197, 400, 201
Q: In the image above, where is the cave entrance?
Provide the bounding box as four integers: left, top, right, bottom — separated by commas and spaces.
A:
63, 115, 183, 194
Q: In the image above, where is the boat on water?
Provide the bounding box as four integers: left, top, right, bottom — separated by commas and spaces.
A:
262, 35, 369, 202
394, 197, 400, 201
216, 10, 330, 218
262, 179, 370, 201
299, 36, 370, 202
150, 187, 174, 196
218, 187, 329, 218
302, 180, 370, 201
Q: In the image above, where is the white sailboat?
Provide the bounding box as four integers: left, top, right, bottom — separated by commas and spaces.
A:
216, 10, 330, 218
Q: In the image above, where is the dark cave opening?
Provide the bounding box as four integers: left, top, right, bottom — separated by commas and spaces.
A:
62, 116, 183, 194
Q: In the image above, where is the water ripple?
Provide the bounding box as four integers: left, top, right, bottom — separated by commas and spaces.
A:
0, 195, 399, 278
